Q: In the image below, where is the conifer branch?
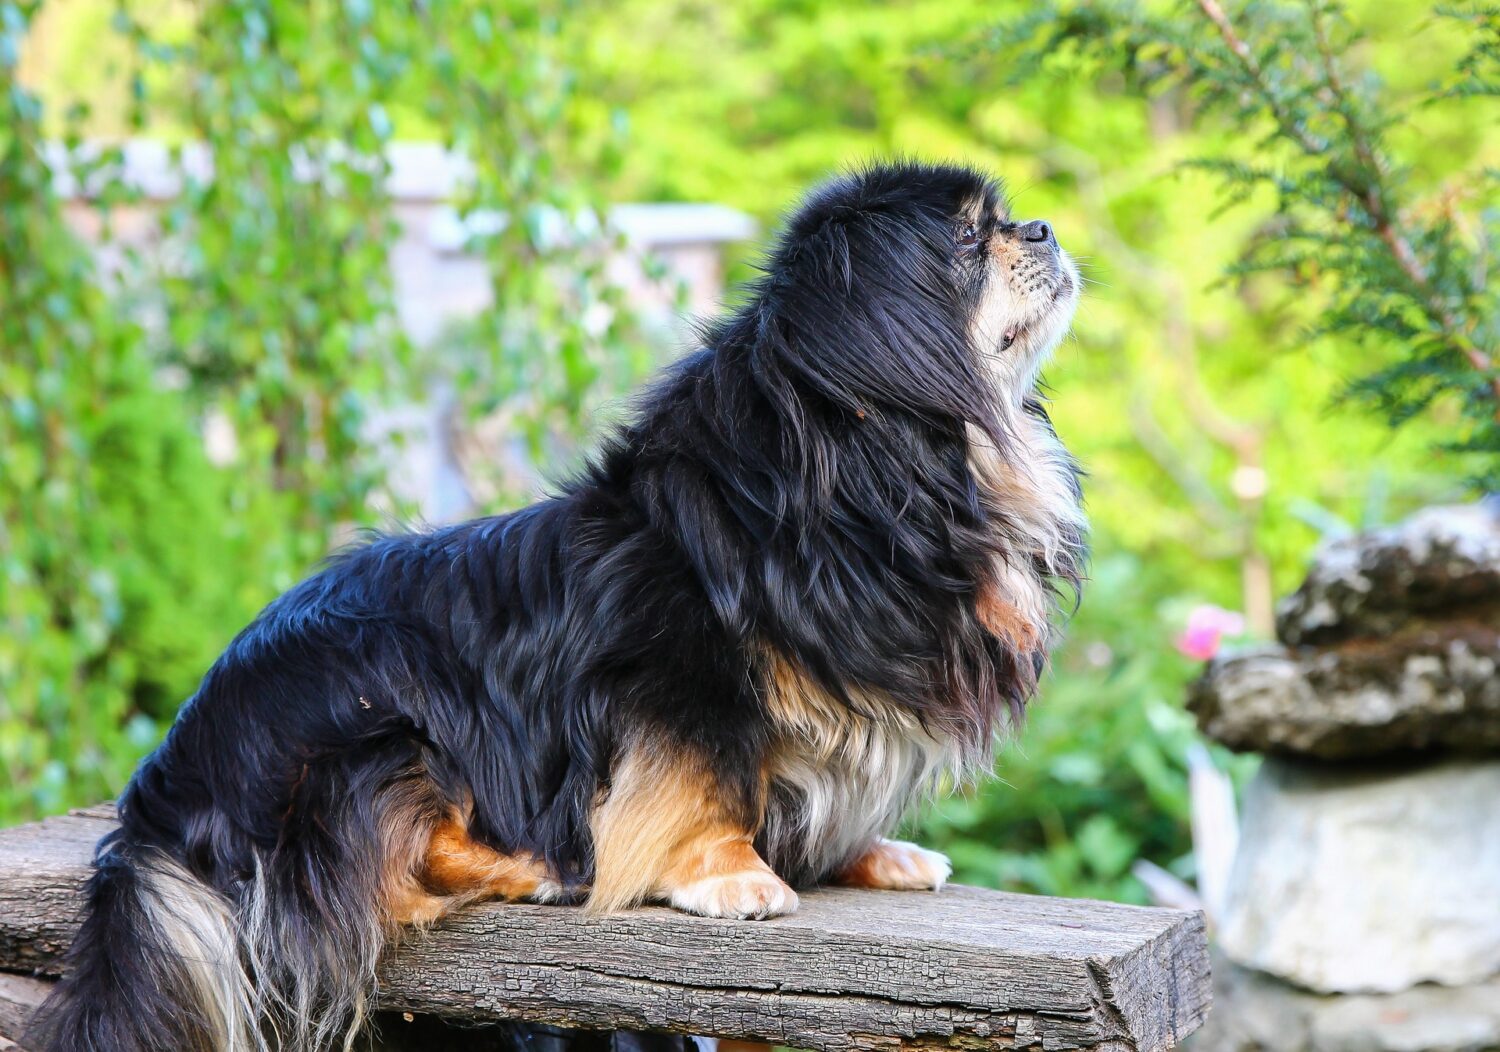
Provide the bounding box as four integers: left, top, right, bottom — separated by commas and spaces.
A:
1195, 0, 1500, 415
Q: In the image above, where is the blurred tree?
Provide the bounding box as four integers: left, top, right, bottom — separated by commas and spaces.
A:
406, 3, 656, 495
110, 0, 412, 561
978, 0, 1500, 487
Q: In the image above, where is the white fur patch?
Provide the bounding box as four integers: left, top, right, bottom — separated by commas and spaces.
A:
238, 857, 381, 1052
530, 878, 572, 904
970, 245, 1081, 397
140, 855, 260, 1052
762, 662, 966, 880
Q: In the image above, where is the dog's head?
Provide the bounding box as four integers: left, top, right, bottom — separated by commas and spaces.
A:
762, 162, 1078, 427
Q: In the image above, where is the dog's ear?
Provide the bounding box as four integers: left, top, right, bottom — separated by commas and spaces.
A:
762, 214, 1004, 445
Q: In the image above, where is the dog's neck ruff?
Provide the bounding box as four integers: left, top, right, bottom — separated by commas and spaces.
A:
759, 388, 1084, 886
971, 398, 1087, 652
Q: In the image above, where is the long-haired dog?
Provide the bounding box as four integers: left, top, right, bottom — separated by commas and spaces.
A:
30, 161, 1085, 1052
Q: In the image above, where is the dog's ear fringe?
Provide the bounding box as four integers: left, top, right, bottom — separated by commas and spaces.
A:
722, 163, 1013, 449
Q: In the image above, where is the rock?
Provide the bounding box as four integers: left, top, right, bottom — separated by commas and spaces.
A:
1192, 503, 1500, 759
1276, 503, 1500, 648
1217, 755, 1500, 995
1185, 951, 1500, 1052
1188, 625, 1500, 759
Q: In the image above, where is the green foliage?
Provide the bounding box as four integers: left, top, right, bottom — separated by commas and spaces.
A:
1441, 2, 1500, 99
111, 0, 411, 550
0, 2, 280, 819
1, 0, 643, 823
409, 5, 656, 488
973, 0, 1500, 487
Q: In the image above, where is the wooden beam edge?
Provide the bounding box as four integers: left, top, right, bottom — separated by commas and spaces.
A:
1090, 909, 1212, 1052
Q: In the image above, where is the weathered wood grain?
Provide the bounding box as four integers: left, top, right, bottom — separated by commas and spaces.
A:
0, 972, 513, 1052
0, 812, 1211, 1051
0, 973, 49, 1049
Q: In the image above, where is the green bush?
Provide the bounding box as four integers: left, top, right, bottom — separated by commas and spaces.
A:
0, 27, 276, 817
1, 0, 644, 822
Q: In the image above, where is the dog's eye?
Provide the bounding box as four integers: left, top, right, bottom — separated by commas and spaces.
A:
957, 222, 981, 250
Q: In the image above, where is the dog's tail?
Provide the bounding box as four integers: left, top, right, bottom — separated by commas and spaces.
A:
27, 805, 393, 1052
26, 831, 258, 1052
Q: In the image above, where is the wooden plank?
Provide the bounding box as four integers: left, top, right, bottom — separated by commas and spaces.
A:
0, 972, 531, 1052
0, 973, 48, 1051
0, 812, 1211, 1051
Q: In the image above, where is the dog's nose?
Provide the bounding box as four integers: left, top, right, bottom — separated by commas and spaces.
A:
1021, 220, 1054, 244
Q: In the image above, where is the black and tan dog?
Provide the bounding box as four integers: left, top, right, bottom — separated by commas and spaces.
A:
32, 162, 1086, 1052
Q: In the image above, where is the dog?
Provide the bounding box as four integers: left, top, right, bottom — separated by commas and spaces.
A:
30, 161, 1086, 1052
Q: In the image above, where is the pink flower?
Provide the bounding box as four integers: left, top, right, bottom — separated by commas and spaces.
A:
1175, 604, 1246, 661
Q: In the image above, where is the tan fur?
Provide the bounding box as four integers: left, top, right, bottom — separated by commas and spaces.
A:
661, 833, 796, 920
379, 790, 560, 928
423, 819, 554, 899
376, 780, 450, 928
975, 586, 1044, 652
588, 744, 793, 917
967, 415, 1082, 658
763, 655, 959, 770
975, 415, 1086, 580
962, 207, 1086, 657
834, 838, 952, 890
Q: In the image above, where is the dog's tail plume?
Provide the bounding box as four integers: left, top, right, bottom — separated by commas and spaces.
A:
26, 832, 258, 1052
27, 808, 391, 1052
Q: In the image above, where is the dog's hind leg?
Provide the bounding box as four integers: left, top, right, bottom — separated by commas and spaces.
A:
589, 744, 796, 920
421, 818, 566, 904
381, 805, 564, 928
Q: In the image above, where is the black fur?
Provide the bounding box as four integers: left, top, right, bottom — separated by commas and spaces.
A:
29, 161, 1085, 1052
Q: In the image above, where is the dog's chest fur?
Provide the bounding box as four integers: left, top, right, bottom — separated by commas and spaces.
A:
758, 407, 1082, 884
759, 659, 960, 884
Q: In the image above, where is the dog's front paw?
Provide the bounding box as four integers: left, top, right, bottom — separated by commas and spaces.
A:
835, 838, 952, 891
668, 868, 799, 920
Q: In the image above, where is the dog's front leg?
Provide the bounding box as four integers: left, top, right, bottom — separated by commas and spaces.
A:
588, 742, 796, 920
833, 837, 952, 891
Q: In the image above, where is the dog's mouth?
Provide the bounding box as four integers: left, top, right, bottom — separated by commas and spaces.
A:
1001, 273, 1074, 351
